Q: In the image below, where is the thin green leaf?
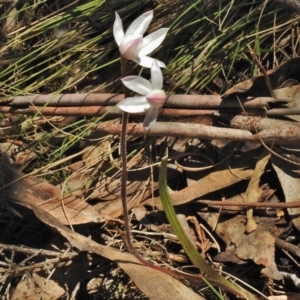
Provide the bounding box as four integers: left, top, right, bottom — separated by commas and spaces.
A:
159, 151, 258, 300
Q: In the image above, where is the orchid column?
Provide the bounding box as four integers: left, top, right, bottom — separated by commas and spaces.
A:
113, 11, 168, 254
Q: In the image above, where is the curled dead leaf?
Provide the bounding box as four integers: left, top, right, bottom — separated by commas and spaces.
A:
0, 158, 105, 225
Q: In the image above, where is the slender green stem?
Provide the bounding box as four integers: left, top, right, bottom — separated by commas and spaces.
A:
159, 152, 258, 300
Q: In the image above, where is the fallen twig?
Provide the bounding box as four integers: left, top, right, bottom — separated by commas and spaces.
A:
94, 121, 253, 140
6, 93, 288, 109
197, 199, 300, 208
93, 121, 300, 144
0, 243, 78, 258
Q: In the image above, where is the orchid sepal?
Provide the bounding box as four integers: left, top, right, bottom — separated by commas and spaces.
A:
113, 11, 169, 68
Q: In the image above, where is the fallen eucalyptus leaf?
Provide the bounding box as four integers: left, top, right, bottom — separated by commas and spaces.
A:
145, 150, 257, 208
0, 158, 104, 225
199, 212, 282, 281
11, 273, 65, 300
245, 149, 270, 233
271, 148, 300, 230
30, 203, 205, 300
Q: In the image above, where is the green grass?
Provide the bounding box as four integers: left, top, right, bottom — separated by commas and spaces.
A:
1, 0, 299, 100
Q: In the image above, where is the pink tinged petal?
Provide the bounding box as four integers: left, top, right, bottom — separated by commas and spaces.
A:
126, 11, 153, 37
137, 55, 166, 68
139, 28, 169, 56
151, 60, 163, 90
121, 76, 152, 95
113, 12, 125, 46
119, 35, 143, 60
146, 90, 167, 108
143, 107, 159, 130
117, 96, 150, 113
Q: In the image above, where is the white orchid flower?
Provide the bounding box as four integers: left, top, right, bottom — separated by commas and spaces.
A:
113, 11, 168, 68
117, 60, 167, 130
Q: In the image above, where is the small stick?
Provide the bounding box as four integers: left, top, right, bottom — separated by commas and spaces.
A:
248, 45, 276, 99
197, 199, 300, 208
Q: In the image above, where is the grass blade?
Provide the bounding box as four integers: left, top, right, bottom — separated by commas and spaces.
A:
159, 151, 258, 300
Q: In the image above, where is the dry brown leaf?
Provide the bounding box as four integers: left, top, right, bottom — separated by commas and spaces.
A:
57, 153, 156, 219
30, 204, 204, 300
144, 151, 256, 208
0, 158, 104, 225
65, 144, 158, 218
95, 179, 155, 218
90, 164, 158, 217
235, 228, 281, 280
245, 150, 270, 233
92, 173, 154, 201
11, 273, 65, 300
200, 212, 282, 281
61, 142, 112, 199
133, 206, 147, 221
273, 85, 300, 121
271, 149, 300, 231
61, 170, 93, 198
82, 143, 110, 167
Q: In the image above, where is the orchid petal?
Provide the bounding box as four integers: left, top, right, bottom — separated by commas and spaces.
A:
121, 76, 152, 95
137, 55, 166, 68
126, 11, 153, 37
117, 96, 150, 113
113, 12, 124, 46
139, 28, 169, 56
150, 60, 163, 90
143, 107, 159, 130
119, 34, 143, 59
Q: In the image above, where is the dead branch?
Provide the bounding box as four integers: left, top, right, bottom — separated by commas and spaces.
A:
0, 105, 218, 121
93, 121, 300, 145
94, 121, 252, 141
6, 93, 285, 109
1, 92, 300, 143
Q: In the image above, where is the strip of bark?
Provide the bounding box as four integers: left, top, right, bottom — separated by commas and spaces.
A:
7, 93, 283, 109
0, 105, 263, 121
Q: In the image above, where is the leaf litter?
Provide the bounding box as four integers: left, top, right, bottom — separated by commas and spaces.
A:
0, 128, 299, 299
2, 120, 300, 298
